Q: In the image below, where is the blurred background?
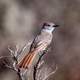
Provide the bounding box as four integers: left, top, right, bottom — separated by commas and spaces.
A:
0, 0, 80, 80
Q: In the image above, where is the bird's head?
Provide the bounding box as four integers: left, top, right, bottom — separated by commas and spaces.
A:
42, 22, 59, 33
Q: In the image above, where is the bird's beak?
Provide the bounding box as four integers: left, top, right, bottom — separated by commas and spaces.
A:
53, 25, 59, 27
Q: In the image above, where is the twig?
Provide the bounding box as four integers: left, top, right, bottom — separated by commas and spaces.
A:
33, 50, 47, 80
17, 41, 32, 58
43, 66, 58, 80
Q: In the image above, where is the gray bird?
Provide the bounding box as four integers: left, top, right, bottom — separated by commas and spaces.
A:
29, 22, 59, 52
18, 22, 59, 69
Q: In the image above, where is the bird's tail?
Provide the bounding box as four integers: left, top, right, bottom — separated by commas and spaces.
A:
18, 50, 36, 69
18, 42, 47, 69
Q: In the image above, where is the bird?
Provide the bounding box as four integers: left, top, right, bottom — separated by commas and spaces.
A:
18, 22, 59, 69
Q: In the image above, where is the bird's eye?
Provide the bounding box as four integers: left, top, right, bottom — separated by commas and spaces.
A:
47, 24, 50, 26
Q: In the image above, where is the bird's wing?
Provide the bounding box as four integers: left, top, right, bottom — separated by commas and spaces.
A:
29, 35, 41, 52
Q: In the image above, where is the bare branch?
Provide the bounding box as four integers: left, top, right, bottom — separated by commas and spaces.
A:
43, 66, 58, 80
33, 50, 47, 80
